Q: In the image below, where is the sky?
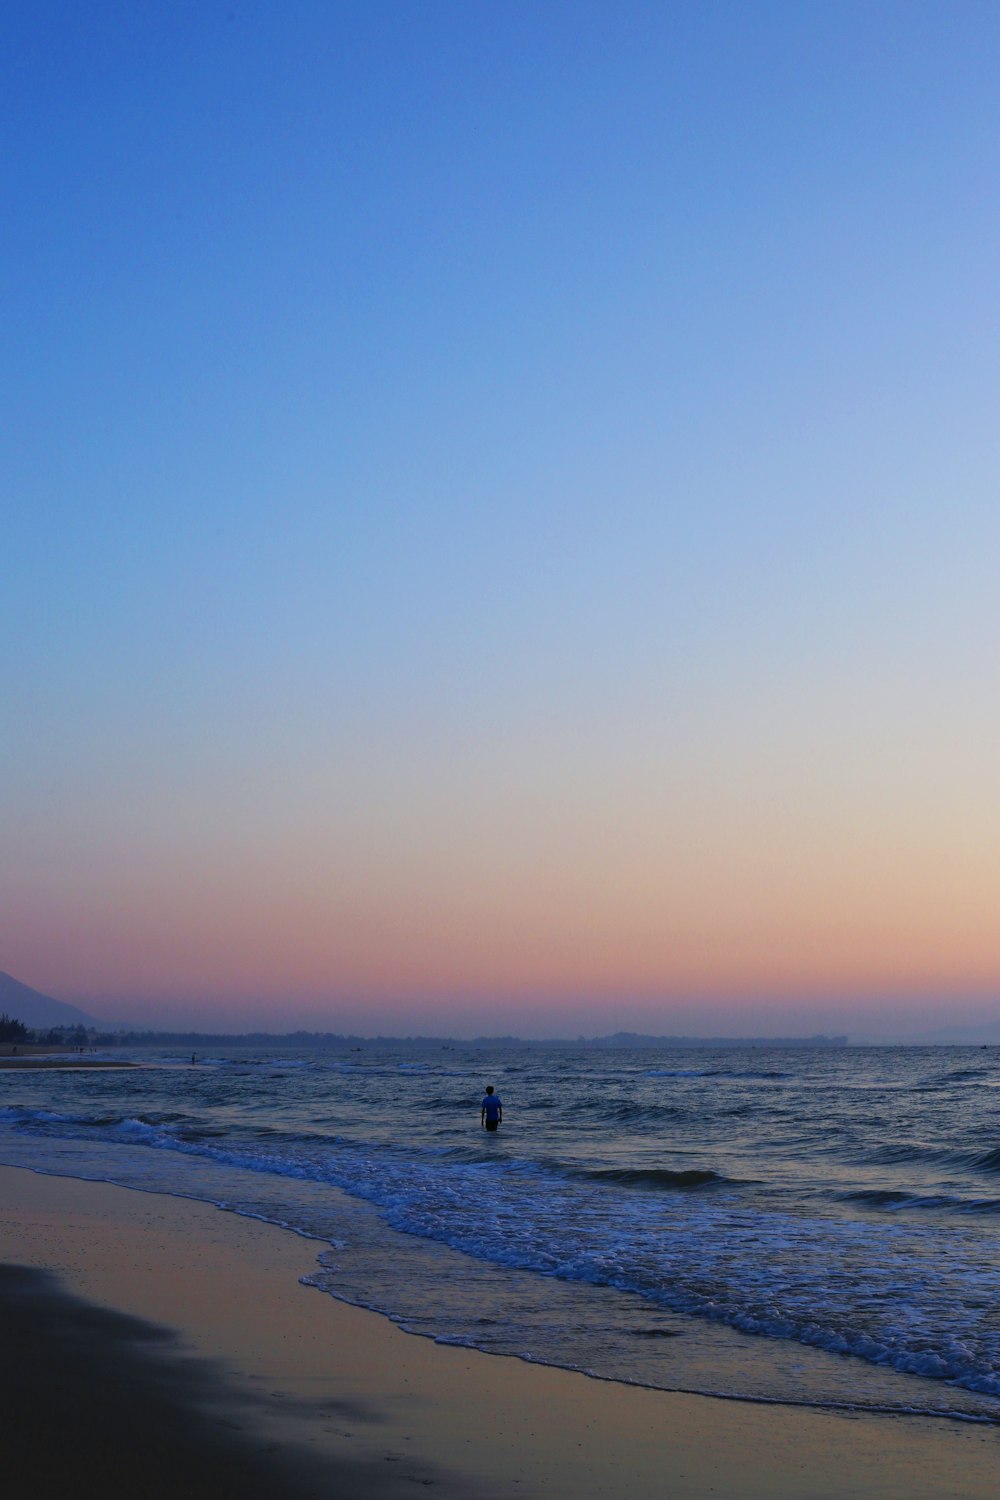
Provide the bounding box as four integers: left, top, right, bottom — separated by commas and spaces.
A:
3, 1, 1000, 1038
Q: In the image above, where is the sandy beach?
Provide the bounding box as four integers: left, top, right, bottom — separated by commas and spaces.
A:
1, 1164, 997, 1499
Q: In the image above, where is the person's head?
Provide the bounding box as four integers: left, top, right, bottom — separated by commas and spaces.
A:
485, 1085, 494, 1095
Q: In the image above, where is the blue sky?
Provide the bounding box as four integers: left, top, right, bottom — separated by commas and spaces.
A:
4, 2, 1000, 1034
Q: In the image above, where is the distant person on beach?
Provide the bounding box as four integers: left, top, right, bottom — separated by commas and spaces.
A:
481, 1085, 502, 1132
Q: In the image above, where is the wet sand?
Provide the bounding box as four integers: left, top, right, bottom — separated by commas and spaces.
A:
0, 1045, 135, 1069
1, 1164, 998, 1498
0, 1057, 136, 1069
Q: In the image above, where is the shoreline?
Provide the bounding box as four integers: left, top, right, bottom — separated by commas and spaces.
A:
1, 1163, 998, 1497
0, 1044, 136, 1069
0, 1057, 136, 1069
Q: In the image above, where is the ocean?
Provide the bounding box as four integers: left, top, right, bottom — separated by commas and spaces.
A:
2, 1043, 1000, 1424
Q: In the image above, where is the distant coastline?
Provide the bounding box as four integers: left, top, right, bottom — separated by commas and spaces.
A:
73, 1027, 850, 1049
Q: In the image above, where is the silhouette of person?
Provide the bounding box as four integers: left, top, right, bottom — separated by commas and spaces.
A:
481, 1084, 503, 1132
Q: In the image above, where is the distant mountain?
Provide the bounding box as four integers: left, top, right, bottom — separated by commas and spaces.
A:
0, 971, 98, 1028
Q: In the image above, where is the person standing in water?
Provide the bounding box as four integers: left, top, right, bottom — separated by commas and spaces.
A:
481, 1084, 503, 1132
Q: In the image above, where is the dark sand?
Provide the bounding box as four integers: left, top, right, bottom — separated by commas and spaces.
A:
0, 1263, 438, 1500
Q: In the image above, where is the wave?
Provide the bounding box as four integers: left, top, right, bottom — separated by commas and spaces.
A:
840, 1188, 1000, 1215
596, 1100, 686, 1123
965, 1146, 1000, 1174
863, 1142, 943, 1165
641, 1067, 790, 1081
706, 1068, 791, 1080
861, 1141, 1000, 1178
0, 1105, 133, 1129
580, 1166, 728, 1190
841, 1188, 913, 1207
928, 1067, 995, 1084
643, 1068, 709, 1078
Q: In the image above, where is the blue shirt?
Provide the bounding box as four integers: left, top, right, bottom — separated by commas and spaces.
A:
482, 1094, 502, 1121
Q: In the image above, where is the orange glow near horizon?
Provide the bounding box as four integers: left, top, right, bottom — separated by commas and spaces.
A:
5, 741, 1000, 1034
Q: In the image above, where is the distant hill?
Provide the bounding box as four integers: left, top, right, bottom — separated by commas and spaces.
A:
0, 971, 98, 1028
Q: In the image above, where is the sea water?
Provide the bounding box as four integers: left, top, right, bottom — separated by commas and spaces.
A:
3, 1043, 1000, 1423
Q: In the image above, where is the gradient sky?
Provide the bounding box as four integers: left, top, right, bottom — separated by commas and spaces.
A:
4, 2, 1000, 1036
